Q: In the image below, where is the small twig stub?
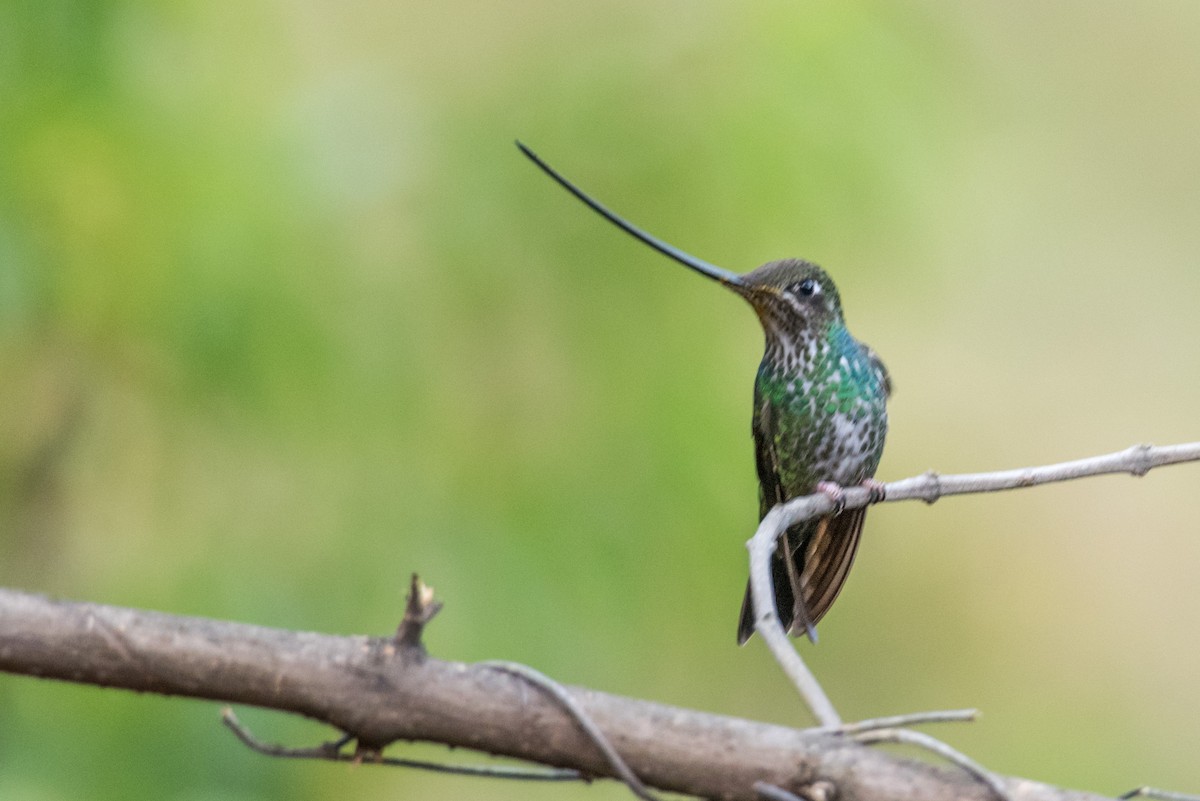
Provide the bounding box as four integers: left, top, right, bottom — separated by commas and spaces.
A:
395, 573, 443, 649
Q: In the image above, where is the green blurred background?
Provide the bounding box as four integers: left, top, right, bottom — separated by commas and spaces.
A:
3, 0, 1199, 798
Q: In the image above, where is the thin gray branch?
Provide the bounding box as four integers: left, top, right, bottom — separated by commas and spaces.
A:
746, 500, 843, 726
481, 661, 660, 801
854, 727, 1009, 801
746, 441, 1200, 718
817, 708, 978, 735
220, 707, 583, 781
754, 781, 811, 801
1120, 789, 1200, 801
0, 587, 1108, 801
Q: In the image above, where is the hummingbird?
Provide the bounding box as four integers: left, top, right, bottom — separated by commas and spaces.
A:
517, 142, 891, 644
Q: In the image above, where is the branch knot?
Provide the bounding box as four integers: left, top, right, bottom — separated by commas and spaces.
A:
917, 470, 943, 504
1128, 443, 1154, 477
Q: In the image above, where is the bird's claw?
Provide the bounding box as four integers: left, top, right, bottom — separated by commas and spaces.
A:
861, 478, 887, 504
817, 479, 886, 513
815, 481, 846, 515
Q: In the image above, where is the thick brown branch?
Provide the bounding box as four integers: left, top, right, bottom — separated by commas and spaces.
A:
0, 588, 1107, 801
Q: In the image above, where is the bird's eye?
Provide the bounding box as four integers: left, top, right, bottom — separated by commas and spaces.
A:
795, 278, 818, 297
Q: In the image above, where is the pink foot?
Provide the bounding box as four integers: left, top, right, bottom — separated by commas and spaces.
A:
861, 478, 887, 504
815, 481, 846, 514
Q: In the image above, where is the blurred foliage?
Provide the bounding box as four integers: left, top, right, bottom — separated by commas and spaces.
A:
2, 1, 1200, 798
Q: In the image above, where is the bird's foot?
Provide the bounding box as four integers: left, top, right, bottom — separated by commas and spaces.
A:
815, 481, 846, 515
861, 478, 887, 504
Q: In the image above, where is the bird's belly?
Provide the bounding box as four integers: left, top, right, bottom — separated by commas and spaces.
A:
778, 401, 887, 491
821, 412, 881, 485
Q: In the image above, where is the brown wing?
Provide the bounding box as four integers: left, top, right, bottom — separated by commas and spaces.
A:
738, 508, 865, 644
797, 507, 866, 627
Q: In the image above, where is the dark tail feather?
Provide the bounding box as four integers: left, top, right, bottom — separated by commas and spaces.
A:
736, 510, 866, 645
736, 545, 808, 645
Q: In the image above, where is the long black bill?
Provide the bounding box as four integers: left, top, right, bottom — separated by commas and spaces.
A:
517, 141, 745, 288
